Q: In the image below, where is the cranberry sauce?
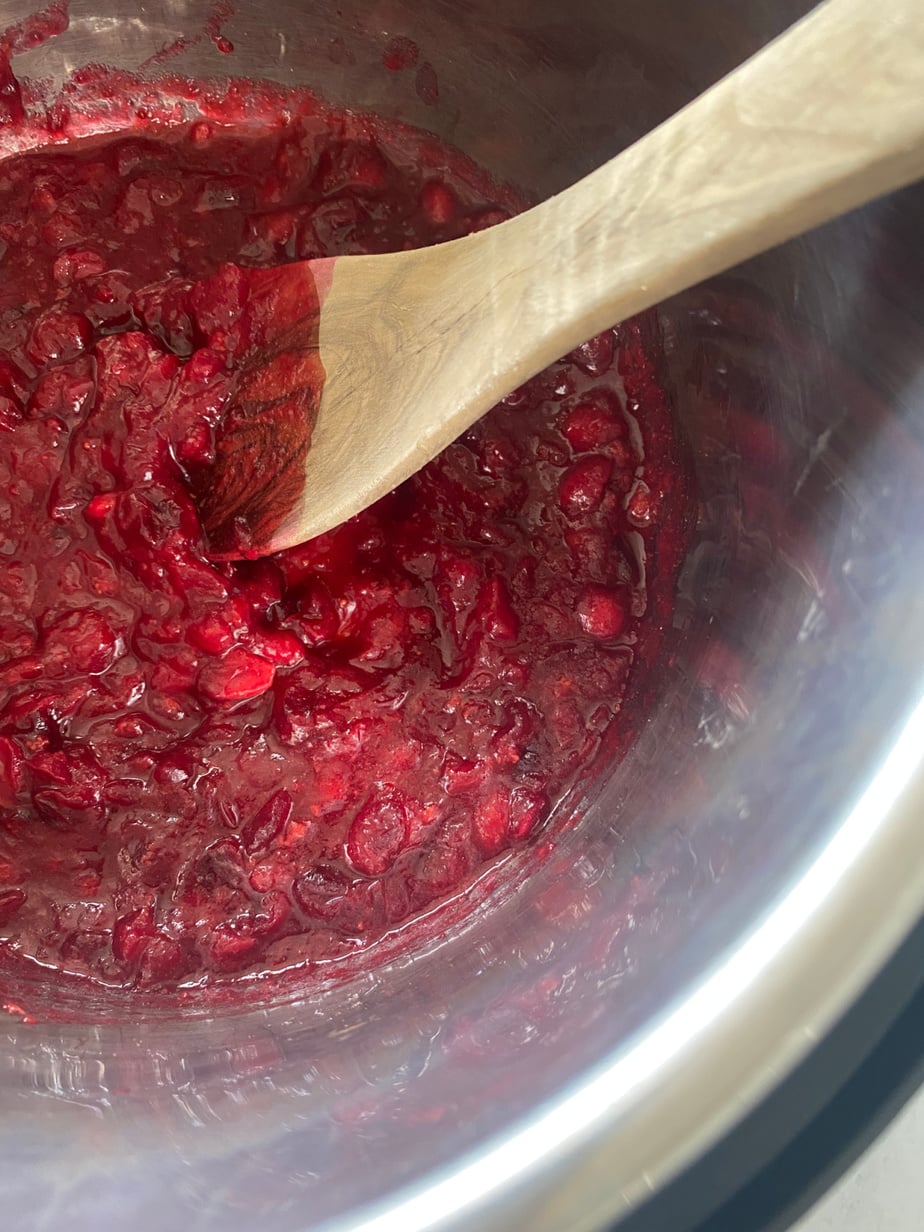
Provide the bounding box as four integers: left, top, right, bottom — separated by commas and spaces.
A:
0, 95, 690, 998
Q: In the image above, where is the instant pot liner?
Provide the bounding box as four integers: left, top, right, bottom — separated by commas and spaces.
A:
0, 4, 923, 1232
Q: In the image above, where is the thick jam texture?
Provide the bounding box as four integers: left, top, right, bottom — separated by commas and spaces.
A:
0, 98, 688, 996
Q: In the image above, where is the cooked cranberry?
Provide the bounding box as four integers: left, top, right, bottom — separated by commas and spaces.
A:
0, 89, 689, 1001
0, 889, 26, 928
27, 357, 96, 421
138, 935, 190, 984
208, 920, 260, 971
558, 456, 614, 518
473, 790, 512, 855
466, 207, 512, 233
43, 211, 86, 247
43, 609, 120, 675
626, 480, 657, 526
472, 577, 520, 640
315, 142, 390, 196
241, 790, 293, 854
419, 181, 456, 227
198, 647, 276, 703
253, 887, 290, 936
576, 586, 627, 639
52, 249, 107, 286
293, 865, 353, 921
570, 329, 616, 375
560, 389, 626, 453
0, 736, 25, 807
112, 907, 156, 965
347, 792, 410, 876
26, 311, 91, 366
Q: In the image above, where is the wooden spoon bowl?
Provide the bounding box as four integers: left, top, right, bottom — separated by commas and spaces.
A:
199, 0, 924, 558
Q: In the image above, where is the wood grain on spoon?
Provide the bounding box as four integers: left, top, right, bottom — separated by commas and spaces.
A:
201, 0, 924, 558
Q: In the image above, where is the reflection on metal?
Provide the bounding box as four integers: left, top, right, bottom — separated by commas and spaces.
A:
0, 3, 923, 1231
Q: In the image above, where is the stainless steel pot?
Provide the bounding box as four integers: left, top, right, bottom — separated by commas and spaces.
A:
2, 2, 924, 1230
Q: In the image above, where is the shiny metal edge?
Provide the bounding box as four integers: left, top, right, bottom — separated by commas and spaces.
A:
323, 687, 924, 1232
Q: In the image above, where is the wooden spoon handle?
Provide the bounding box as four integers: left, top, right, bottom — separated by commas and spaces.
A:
470, 0, 924, 391
271, 0, 924, 552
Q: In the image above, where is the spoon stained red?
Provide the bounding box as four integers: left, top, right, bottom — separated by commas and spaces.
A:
199, 0, 924, 558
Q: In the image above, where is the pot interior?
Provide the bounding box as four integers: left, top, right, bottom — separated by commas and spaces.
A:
1, 2, 924, 1230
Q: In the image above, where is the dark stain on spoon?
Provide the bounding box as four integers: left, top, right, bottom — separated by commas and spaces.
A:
198, 259, 331, 559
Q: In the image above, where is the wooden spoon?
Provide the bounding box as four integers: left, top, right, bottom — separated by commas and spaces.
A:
199, 0, 924, 558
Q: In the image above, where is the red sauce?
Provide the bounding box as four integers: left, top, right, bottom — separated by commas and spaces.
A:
0, 79, 691, 1004
194, 261, 327, 557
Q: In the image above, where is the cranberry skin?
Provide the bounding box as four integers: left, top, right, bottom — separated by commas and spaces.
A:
472, 783, 546, 855
26, 311, 91, 366
0, 357, 29, 406
570, 330, 615, 375
0, 736, 26, 807
626, 480, 657, 527
558, 456, 614, 518
198, 648, 276, 703
139, 936, 190, 984
560, 391, 625, 453
112, 907, 156, 965
27, 357, 96, 421
0, 889, 26, 927
347, 792, 410, 876
315, 142, 389, 196
576, 586, 627, 639
292, 866, 379, 935
419, 181, 456, 227
440, 752, 485, 797
43, 609, 120, 675
472, 578, 519, 641
208, 922, 260, 972
293, 865, 353, 922
253, 888, 291, 937
52, 249, 106, 286
242, 790, 293, 854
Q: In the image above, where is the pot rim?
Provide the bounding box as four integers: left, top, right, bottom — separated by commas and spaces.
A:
332, 685, 924, 1232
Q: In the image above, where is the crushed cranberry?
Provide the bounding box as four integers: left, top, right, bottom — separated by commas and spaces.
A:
0, 84, 691, 1001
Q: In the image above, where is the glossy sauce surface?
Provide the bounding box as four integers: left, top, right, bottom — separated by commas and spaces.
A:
0, 89, 690, 999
